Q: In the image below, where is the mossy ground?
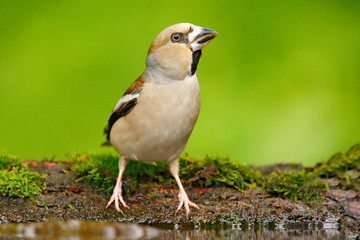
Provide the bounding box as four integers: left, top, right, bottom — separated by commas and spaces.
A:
0, 144, 359, 238
67, 150, 338, 205
313, 144, 360, 191
68, 152, 264, 195
263, 170, 328, 204
0, 152, 46, 198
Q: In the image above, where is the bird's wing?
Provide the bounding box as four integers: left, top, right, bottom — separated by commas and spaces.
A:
102, 75, 144, 145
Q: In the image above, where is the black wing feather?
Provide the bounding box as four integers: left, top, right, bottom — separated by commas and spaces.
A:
103, 98, 138, 141
102, 77, 143, 146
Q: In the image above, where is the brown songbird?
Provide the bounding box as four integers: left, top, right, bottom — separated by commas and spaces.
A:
103, 23, 217, 215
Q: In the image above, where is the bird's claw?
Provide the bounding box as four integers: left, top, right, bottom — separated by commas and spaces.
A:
106, 188, 129, 214
175, 192, 199, 216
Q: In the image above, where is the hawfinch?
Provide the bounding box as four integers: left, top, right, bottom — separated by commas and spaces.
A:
103, 23, 217, 215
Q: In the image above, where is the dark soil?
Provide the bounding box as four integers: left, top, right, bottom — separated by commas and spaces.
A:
0, 161, 359, 238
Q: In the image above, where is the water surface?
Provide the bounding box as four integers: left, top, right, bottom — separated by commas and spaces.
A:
0, 220, 347, 239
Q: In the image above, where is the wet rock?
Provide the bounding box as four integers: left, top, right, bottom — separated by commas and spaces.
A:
323, 178, 342, 188
344, 202, 360, 219
326, 190, 359, 201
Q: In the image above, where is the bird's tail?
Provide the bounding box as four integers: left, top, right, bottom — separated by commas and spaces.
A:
100, 140, 112, 147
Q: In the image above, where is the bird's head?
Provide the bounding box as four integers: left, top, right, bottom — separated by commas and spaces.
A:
145, 23, 217, 80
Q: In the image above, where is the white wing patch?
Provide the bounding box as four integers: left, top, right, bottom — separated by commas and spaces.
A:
113, 93, 140, 112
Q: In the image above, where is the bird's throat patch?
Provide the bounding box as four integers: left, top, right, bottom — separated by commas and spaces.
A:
191, 50, 202, 75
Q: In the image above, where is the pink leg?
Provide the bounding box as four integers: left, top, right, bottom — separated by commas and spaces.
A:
106, 156, 129, 213
170, 159, 199, 215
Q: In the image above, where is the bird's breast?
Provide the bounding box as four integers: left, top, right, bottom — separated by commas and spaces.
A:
110, 76, 201, 162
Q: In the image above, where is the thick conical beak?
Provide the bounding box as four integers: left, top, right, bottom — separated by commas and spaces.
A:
188, 26, 218, 52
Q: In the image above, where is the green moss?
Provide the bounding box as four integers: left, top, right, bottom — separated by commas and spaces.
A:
314, 143, 360, 190
264, 170, 328, 204
70, 152, 263, 193
69, 152, 172, 194
0, 152, 46, 198
69, 152, 165, 194
69, 152, 118, 192
180, 153, 263, 190
0, 166, 46, 198
0, 152, 23, 170
125, 160, 170, 183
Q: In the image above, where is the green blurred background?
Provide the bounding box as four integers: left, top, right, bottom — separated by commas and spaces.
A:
1, 1, 359, 165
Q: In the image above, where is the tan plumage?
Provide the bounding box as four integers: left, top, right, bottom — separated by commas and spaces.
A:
104, 23, 217, 215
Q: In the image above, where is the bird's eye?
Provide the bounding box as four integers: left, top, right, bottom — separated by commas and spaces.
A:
171, 32, 182, 42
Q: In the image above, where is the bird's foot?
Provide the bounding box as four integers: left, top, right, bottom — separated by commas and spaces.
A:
106, 187, 129, 214
176, 191, 199, 215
